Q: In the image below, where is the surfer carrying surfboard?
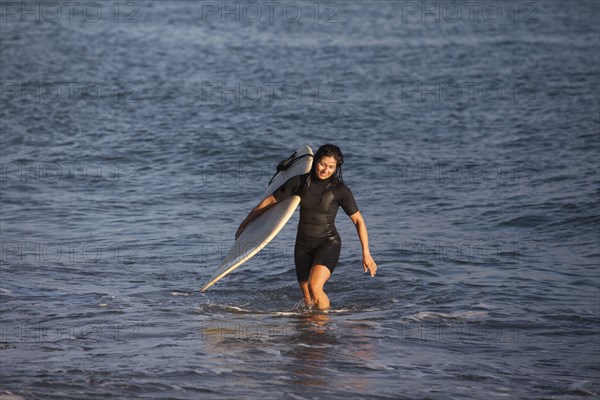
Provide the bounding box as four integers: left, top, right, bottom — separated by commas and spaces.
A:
236, 144, 378, 310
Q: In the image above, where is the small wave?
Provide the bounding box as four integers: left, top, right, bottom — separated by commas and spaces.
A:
0, 391, 26, 400
365, 362, 395, 371
194, 303, 253, 314
273, 311, 303, 317
222, 305, 252, 313
274, 308, 353, 316
195, 300, 352, 316
170, 291, 194, 297
405, 310, 488, 321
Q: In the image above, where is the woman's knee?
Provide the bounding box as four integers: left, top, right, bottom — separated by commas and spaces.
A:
308, 280, 323, 294
308, 265, 330, 293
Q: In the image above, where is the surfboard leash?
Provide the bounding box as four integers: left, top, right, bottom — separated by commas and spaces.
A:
268, 152, 314, 186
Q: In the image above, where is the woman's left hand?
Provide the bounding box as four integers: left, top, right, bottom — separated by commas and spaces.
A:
363, 254, 378, 277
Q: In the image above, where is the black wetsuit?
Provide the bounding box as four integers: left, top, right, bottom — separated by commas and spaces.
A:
272, 172, 359, 282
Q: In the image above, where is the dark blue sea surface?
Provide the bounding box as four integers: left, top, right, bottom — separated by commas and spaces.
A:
1, 1, 599, 399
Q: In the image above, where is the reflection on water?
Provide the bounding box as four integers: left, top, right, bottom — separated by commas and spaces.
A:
284, 311, 377, 394
285, 312, 336, 391
296, 311, 336, 343
195, 310, 378, 393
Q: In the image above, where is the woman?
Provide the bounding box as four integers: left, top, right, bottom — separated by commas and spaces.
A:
235, 144, 378, 310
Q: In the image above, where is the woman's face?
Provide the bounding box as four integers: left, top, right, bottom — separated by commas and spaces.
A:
315, 156, 337, 180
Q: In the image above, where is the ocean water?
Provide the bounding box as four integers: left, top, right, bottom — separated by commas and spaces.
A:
1, 0, 599, 399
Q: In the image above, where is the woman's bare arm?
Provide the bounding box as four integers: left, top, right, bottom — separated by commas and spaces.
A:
349, 211, 378, 277
235, 194, 278, 239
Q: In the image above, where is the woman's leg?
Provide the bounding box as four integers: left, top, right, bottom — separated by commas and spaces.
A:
298, 281, 312, 306
295, 240, 314, 307
308, 264, 331, 310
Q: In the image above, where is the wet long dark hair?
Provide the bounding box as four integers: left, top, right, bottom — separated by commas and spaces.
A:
306, 144, 345, 204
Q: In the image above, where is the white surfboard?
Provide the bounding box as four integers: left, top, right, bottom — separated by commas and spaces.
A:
201, 145, 313, 292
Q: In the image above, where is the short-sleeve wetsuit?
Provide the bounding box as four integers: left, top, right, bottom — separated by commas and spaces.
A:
272, 172, 359, 282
